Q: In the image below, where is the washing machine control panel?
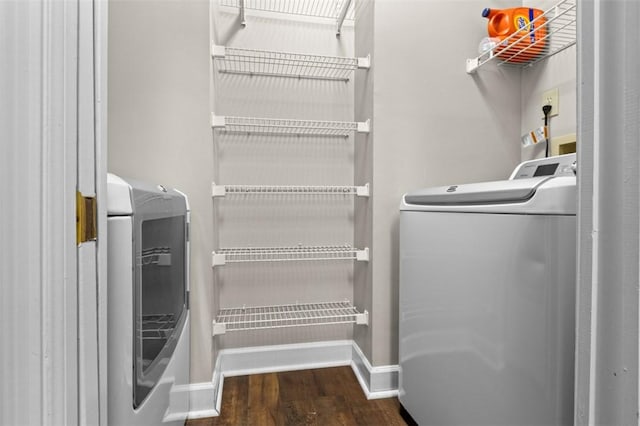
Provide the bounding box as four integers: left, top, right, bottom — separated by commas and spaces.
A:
510, 153, 577, 180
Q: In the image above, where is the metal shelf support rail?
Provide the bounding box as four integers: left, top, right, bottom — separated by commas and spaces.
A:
212, 300, 369, 335
212, 245, 370, 267
219, 0, 356, 35
212, 45, 369, 81
212, 183, 370, 197
336, 0, 353, 36
466, 0, 576, 73
212, 114, 370, 136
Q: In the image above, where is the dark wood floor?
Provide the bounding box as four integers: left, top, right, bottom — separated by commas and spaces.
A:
185, 366, 409, 426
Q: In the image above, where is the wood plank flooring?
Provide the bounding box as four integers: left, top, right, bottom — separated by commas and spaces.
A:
185, 366, 409, 426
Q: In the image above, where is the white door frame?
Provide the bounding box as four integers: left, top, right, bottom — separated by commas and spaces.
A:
0, 0, 106, 424
77, 0, 108, 424
576, 0, 640, 424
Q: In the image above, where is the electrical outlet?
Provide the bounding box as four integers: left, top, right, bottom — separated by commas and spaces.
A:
542, 88, 559, 117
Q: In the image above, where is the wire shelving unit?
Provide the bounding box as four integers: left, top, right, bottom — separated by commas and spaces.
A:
466, 0, 576, 73
212, 183, 370, 197
212, 115, 370, 136
219, 0, 356, 35
210, 0, 370, 340
212, 45, 369, 81
212, 300, 368, 335
212, 244, 369, 267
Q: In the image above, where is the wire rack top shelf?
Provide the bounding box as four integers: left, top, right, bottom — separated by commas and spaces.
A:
212, 300, 368, 335
219, 0, 356, 35
212, 115, 370, 136
212, 45, 369, 81
220, 0, 355, 20
466, 0, 576, 73
212, 245, 369, 266
212, 183, 370, 197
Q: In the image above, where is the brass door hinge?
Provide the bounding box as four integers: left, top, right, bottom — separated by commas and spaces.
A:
77, 191, 97, 244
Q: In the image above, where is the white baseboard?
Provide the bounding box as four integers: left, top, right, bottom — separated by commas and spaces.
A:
182, 382, 218, 420
218, 339, 354, 378
350, 342, 399, 399
185, 340, 399, 419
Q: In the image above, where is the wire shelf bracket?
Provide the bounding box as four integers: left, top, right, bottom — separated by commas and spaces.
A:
466, 0, 576, 74
212, 114, 370, 136
212, 45, 369, 81
336, 0, 353, 36
211, 300, 369, 336
211, 182, 370, 197
212, 245, 369, 267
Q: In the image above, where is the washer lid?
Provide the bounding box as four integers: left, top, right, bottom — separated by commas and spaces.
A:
404, 176, 553, 206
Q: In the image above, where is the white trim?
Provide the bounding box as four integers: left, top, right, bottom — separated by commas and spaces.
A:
2, 0, 81, 423
211, 348, 223, 415
92, 0, 108, 422
185, 340, 399, 419
218, 340, 353, 378
587, 2, 600, 423
181, 383, 218, 420
350, 342, 399, 399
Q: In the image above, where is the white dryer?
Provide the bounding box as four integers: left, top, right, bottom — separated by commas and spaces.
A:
107, 174, 190, 425
399, 154, 577, 426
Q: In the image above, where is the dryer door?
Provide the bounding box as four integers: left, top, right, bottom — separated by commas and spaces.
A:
133, 213, 187, 408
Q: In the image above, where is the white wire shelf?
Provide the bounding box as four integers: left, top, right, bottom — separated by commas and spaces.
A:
219, 0, 356, 35
212, 300, 368, 335
466, 0, 576, 73
140, 247, 172, 267
212, 115, 370, 136
212, 245, 369, 267
212, 45, 369, 81
141, 314, 176, 341
212, 183, 369, 197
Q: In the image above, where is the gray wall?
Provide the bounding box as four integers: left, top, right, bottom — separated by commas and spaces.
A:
108, 0, 213, 383
521, 0, 577, 160
355, 0, 523, 366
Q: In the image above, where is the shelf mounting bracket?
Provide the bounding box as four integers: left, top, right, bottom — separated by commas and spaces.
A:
356, 247, 369, 262
356, 183, 370, 197
211, 182, 226, 197
357, 55, 371, 70
357, 119, 370, 133
211, 44, 226, 58
355, 310, 369, 326
211, 114, 226, 128
212, 321, 227, 336
212, 252, 226, 267
466, 58, 479, 74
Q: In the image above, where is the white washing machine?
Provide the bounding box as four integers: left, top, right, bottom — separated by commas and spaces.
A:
399, 154, 577, 426
107, 174, 190, 425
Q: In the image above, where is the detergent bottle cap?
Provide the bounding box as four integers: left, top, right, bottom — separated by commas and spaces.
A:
482, 8, 491, 18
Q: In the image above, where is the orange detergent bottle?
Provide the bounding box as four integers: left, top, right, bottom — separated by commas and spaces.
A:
482, 7, 547, 64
